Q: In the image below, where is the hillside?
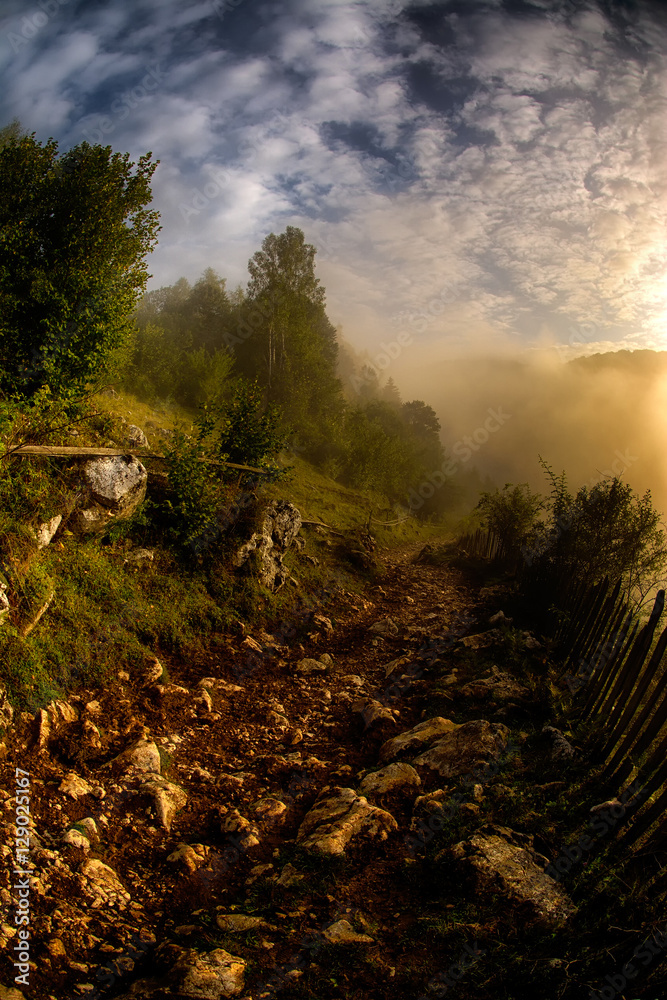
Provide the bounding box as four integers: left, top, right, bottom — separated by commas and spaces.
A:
0, 396, 665, 1000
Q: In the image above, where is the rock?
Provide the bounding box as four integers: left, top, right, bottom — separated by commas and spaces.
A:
0, 987, 27, 999
459, 666, 529, 702
0, 684, 13, 730
173, 947, 246, 998
33, 708, 51, 750
351, 698, 396, 730
123, 739, 162, 775
142, 777, 187, 831
0, 583, 9, 625
72, 455, 148, 534
369, 617, 399, 636
79, 859, 131, 910
296, 786, 398, 855
413, 720, 511, 779
78, 817, 98, 840
322, 918, 375, 945
542, 726, 576, 760
446, 827, 576, 929
276, 863, 305, 887
358, 763, 421, 799
523, 632, 542, 650
460, 629, 504, 650
127, 425, 149, 449
142, 656, 165, 686
168, 844, 210, 872
215, 914, 276, 933
489, 611, 509, 625
252, 797, 288, 828
62, 828, 91, 851
59, 772, 93, 799
221, 809, 260, 850
233, 500, 302, 591
379, 717, 459, 764
35, 514, 62, 549
124, 548, 155, 567
296, 657, 328, 676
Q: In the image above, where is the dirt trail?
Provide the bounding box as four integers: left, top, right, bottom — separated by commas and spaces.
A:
0, 542, 506, 1000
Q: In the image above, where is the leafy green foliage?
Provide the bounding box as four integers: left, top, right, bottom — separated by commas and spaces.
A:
0, 134, 160, 399
475, 482, 545, 559
214, 379, 284, 468
530, 461, 667, 606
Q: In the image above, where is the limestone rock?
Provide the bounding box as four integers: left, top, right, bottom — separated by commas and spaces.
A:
142, 777, 187, 831
358, 763, 421, 799
0, 583, 9, 625
322, 918, 375, 945
296, 786, 398, 855
379, 717, 459, 763
35, 514, 62, 549
174, 947, 246, 998
459, 666, 529, 702
0, 684, 13, 730
215, 914, 277, 933
79, 859, 131, 910
276, 862, 305, 887
127, 425, 149, 449
168, 844, 210, 872
221, 809, 260, 850
413, 719, 511, 779
123, 738, 162, 775
72, 455, 147, 533
62, 828, 91, 851
446, 827, 576, 929
233, 500, 302, 591
542, 726, 576, 760
369, 617, 399, 636
59, 772, 93, 800
124, 548, 155, 567
352, 697, 396, 731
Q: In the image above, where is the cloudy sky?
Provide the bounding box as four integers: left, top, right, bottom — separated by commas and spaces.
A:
1, 0, 666, 360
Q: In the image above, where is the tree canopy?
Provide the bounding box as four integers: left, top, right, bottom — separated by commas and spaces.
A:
0, 133, 160, 398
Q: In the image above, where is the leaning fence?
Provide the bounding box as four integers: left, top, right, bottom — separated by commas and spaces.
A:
455, 527, 667, 870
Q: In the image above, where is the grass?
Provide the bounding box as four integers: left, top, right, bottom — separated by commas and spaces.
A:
0, 388, 454, 716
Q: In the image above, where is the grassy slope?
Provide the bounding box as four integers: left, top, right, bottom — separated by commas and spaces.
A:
0, 390, 452, 719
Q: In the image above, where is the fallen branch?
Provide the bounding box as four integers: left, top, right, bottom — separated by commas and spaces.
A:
4, 445, 271, 475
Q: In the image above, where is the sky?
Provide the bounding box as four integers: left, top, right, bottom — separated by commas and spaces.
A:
1, 0, 666, 362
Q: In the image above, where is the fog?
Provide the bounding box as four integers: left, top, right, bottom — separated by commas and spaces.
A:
396, 349, 667, 518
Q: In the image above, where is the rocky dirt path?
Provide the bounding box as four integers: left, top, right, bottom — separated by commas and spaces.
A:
0, 543, 563, 1000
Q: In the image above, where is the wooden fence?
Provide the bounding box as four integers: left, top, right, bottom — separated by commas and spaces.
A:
456, 527, 667, 868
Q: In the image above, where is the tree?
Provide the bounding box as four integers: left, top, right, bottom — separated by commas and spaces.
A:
0, 134, 160, 398
381, 377, 402, 408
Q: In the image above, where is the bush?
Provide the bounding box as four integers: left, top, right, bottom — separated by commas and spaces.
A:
475, 483, 544, 560
527, 464, 667, 607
